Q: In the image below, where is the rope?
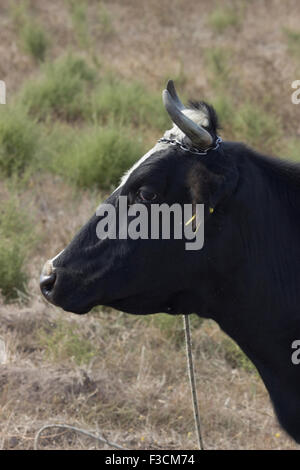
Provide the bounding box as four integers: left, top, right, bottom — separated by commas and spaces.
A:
34, 424, 125, 450
34, 315, 204, 450
183, 314, 204, 450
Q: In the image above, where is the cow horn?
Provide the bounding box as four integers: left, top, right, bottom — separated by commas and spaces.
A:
166, 79, 185, 110
162, 80, 213, 148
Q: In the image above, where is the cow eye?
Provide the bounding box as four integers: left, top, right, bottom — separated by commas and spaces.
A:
136, 189, 158, 203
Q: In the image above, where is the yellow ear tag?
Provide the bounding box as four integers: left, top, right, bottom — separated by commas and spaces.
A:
209, 207, 214, 214
185, 214, 196, 226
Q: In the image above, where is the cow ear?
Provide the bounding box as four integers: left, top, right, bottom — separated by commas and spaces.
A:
188, 161, 238, 212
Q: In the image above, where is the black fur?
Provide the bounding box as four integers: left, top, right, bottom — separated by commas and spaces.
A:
41, 105, 300, 444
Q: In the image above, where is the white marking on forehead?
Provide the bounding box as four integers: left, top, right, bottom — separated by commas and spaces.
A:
120, 142, 169, 185
112, 141, 170, 195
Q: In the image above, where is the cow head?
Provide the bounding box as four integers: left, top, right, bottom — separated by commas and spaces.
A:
40, 81, 239, 316
40, 82, 300, 444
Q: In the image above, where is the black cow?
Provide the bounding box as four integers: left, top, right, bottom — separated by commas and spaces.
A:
40, 81, 300, 443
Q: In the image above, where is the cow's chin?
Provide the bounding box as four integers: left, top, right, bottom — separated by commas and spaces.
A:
106, 293, 187, 316
44, 288, 95, 315
49, 294, 161, 316
49, 284, 182, 316
107, 301, 162, 316
67, 296, 171, 316
105, 296, 166, 316
55, 292, 191, 316
63, 305, 93, 315
52, 299, 94, 315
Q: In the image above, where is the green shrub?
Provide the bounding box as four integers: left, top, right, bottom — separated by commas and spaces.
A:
20, 21, 49, 62
0, 242, 27, 301
19, 54, 97, 121
204, 47, 231, 90
208, 6, 241, 33
285, 138, 300, 162
283, 27, 300, 59
18, 55, 170, 131
0, 196, 35, 301
232, 102, 280, 153
89, 79, 170, 131
53, 125, 145, 189
0, 105, 40, 177
10, 1, 49, 62
38, 121, 78, 172
9, 0, 29, 25
97, 1, 115, 37
69, 0, 90, 48
211, 95, 235, 128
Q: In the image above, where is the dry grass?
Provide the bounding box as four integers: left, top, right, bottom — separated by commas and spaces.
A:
0, 0, 300, 450
0, 295, 297, 450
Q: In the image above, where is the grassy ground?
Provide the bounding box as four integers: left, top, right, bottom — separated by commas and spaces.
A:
0, 0, 299, 450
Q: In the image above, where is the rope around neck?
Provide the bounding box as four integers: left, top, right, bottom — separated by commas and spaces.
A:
34, 315, 204, 450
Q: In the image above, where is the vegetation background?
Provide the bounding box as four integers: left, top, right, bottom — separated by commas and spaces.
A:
0, 0, 299, 450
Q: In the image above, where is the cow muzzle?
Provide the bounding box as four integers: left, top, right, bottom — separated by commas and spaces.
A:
40, 260, 57, 299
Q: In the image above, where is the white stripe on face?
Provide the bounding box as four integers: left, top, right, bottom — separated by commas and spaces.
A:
48, 144, 165, 266
120, 142, 169, 186
47, 144, 168, 270
112, 142, 170, 195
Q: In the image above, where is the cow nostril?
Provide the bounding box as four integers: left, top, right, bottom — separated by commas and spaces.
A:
40, 260, 57, 298
40, 272, 57, 296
